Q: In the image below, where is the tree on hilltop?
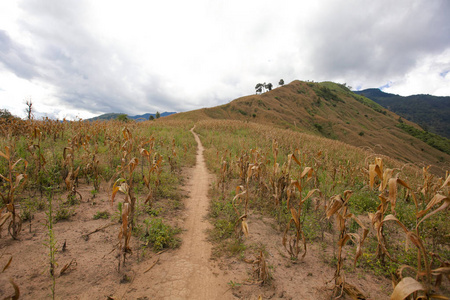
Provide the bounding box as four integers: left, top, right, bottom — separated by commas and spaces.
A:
156, 111, 160, 119
255, 83, 264, 94
279, 79, 284, 86
265, 83, 273, 91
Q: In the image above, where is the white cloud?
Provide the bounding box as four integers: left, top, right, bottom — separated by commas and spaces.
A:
383, 49, 450, 96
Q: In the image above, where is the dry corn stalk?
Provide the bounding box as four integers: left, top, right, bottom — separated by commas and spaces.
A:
252, 250, 270, 284
118, 202, 132, 271
140, 141, 163, 206
232, 185, 249, 237
282, 151, 319, 259
0, 146, 28, 239
368, 157, 450, 299
325, 191, 368, 299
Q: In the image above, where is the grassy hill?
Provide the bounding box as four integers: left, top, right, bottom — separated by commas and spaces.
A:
169, 80, 450, 174
355, 88, 450, 138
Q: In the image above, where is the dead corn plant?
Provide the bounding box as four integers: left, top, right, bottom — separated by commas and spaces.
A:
112, 127, 139, 227
27, 126, 46, 197
249, 250, 270, 285
269, 141, 290, 207
369, 158, 450, 299
168, 138, 177, 172
81, 139, 101, 193
218, 149, 230, 197
117, 202, 132, 270
0, 146, 28, 239
325, 190, 369, 299
140, 137, 163, 206
232, 184, 250, 238
282, 152, 320, 259
62, 145, 81, 202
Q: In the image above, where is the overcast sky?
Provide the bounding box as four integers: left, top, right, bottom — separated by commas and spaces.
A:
1, 0, 449, 120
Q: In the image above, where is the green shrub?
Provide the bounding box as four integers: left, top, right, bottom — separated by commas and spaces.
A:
141, 218, 181, 251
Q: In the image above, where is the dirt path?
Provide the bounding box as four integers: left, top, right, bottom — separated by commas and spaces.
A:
127, 127, 236, 299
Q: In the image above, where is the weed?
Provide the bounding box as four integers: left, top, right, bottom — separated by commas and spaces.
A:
140, 218, 181, 251
93, 210, 110, 220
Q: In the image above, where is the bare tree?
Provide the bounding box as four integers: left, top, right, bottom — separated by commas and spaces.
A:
25, 98, 33, 120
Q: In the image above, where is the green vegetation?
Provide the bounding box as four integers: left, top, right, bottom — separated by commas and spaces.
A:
93, 210, 110, 220
396, 123, 450, 154
313, 85, 344, 103
140, 218, 181, 251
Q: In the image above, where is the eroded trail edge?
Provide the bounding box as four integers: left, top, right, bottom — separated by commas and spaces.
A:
131, 127, 235, 300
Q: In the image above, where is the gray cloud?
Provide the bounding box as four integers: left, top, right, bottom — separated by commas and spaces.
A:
1, 0, 449, 119
304, 1, 450, 86
0, 30, 39, 79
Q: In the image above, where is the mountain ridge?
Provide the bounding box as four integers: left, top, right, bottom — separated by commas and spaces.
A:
168, 80, 449, 175
87, 111, 176, 121
355, 89, 450, 138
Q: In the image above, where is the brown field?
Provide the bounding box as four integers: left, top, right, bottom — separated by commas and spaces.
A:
0, 83, 449, 299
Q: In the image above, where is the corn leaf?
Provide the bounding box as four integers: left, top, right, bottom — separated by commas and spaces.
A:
390, 277, 424, 300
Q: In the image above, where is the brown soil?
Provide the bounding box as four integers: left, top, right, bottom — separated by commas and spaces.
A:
0, 128, 239, 299
0, 128, 399, 300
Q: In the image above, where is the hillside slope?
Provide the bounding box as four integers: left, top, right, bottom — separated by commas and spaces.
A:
355, 89, 450, 138
170, 80, 449, 174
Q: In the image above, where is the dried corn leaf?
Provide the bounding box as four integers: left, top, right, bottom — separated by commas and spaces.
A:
390, 277, 424, 300
431, 267, 450, 277
59, 258, 76, 276
140, 148, 150, 157
388, 178, 398, 213
0, 174, 10, 183
300, 167, 313, 179
0, 146, 10, 160
375, 157, 383, 172
13, 174, 27, 190
441, 174, 450, 188
416, 194, 449, 226
381, 168, 394, 191
242, 218, 249, 237
2, 256, 12, 273
291, 153, 301, 167
369, 164, 377, 189
302, 189, 321, 204
342, 281, 366, 300
0, 212, 12, 227
343, 190, 353, 202
111, 178, 126, 204
11, 158, 27, 171
290, 208, 299, 228
381, 215, 409, 235
326, 195, 343, 218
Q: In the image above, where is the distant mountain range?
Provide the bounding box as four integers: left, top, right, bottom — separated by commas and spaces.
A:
87, 112, 176, 122
354, 89, 450, 138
